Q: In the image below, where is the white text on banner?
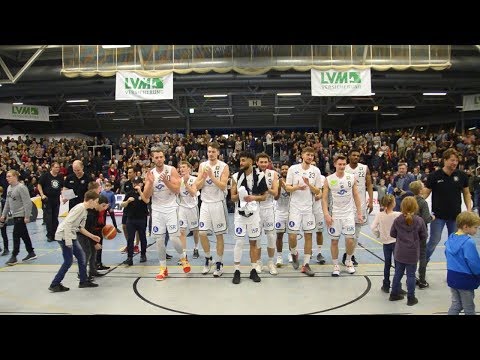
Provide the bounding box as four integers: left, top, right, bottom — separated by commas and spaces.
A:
115, 71, 173, 100
311, 69, 371, 96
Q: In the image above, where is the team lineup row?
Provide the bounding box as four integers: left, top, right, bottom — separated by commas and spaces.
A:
137, 143, 370, 283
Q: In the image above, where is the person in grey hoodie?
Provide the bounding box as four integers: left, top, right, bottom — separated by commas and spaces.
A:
0, 170, 36, 266
390, 196, 427, 306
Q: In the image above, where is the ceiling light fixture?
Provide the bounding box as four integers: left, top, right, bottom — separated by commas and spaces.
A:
12, 102, 23, 105
381, 113, 399, 116
49, 113, 59, 117
469, 126, 476, 130
274, 106, 295, 109
113, 118, 130, 121
162, 116, 181, 119
151, 109, 170, 112
102, 45, 131, 49
336, 105, 355, 109
189, 108, 195, 114
396, 105, 416, 109
327, 113, 345, 116
204, 94, 228, 98
216, 114, 234, 117
277, 92, 301, 96
423, 92, 447, 96
66, 99, 89, 103
212, 107, 232, 110
96, 111, 115, 115
373, 105, 379, 111
456, 105, 463, 109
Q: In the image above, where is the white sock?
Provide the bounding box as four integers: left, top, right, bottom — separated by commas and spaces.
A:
304, 254, 311, 265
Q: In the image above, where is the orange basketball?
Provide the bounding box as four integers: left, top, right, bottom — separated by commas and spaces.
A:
102, 224, 117, 240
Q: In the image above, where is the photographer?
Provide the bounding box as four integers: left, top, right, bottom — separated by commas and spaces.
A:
392, 163, 416, 211
121, 176, 149, 266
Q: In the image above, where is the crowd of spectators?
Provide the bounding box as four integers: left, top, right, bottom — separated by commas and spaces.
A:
1, 126, 480, 207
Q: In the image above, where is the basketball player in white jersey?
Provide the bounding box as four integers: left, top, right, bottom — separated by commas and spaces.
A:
275, 163, 292, 267
143, 147, 191, 281
230, 151, 268, 284
194, 142, 230, 277
312, 171, 326, 264
255, 153, 279, 275
322, 154, 363, 277
274, 163, 290, 267
285, 147, 322, 277
343, 148, 373, 266
178, 161, 200, 259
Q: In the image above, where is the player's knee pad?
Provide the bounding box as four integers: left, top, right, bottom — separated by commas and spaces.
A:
266, 231, 276, 248
153, 234, 166, 247
234, 237, 244, 262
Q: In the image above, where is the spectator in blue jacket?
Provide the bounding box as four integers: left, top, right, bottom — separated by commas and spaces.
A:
392, 162, 416, 211
445, 211, 480, 315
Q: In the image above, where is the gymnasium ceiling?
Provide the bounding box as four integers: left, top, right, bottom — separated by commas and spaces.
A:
0, 45, 479, 135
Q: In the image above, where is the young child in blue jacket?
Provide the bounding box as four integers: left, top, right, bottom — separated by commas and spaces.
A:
445, 211, 480, 315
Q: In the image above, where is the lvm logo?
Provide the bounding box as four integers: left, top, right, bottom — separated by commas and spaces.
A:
124, 77, 163, 90
12, 106, 39, 116
320, 71, 361, 84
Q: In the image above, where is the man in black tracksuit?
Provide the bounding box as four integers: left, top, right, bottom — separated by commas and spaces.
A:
38, 162, 64, 242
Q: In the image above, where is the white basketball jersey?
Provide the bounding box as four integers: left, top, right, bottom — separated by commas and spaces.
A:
275, 184, 290, 214
345, 163, 367, 204
200, 160, 228, 203
151, 165, 178, 212
313, 174, 325, 213
286, 163, 322, 214
327, 172, 355, 219
178, 175, 198, 209
259, 168, 276, 209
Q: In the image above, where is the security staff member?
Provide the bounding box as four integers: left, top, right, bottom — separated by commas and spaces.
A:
63, 160, 90, 211
38, 162, 64, 242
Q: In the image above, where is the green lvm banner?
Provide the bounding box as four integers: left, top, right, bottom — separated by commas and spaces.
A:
462, 94, 480, 112
115, 71, 173, 100
311, 69, 371, 96
0, 103, 49, 121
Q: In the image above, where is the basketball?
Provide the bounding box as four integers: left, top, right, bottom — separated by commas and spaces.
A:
102, 224, 117, 240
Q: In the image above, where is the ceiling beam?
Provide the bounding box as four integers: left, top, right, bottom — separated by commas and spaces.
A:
0, 45, 47, 84
166, 100, 185, 117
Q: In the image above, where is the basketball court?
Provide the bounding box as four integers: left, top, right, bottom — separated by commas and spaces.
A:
0, 213, 470, 315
